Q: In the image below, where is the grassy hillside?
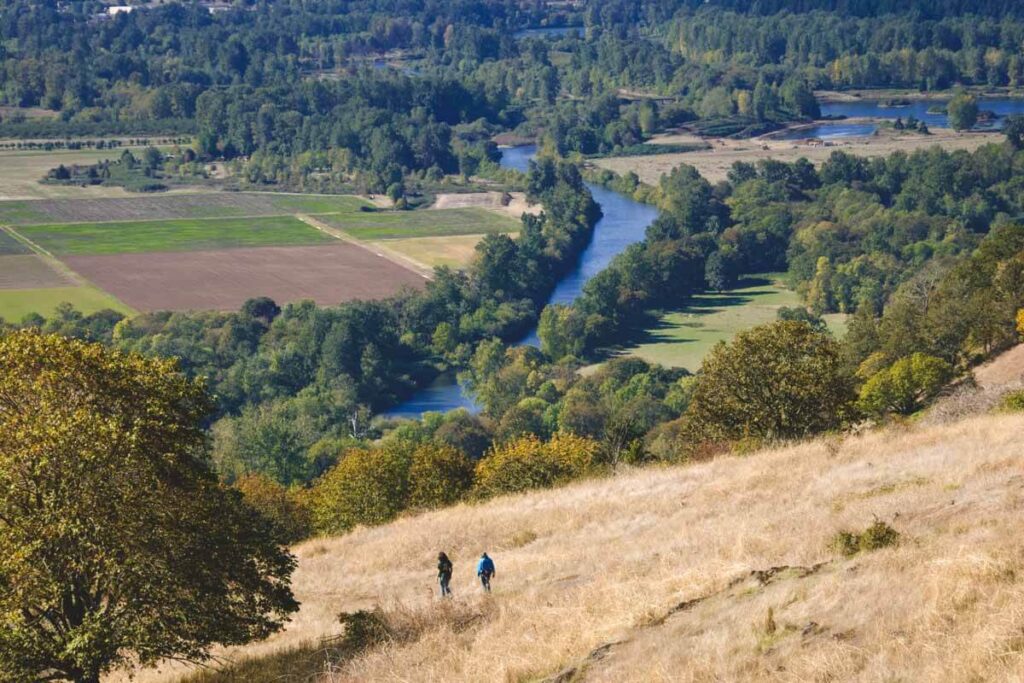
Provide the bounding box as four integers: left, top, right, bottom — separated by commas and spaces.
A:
124, 412, 1024, 682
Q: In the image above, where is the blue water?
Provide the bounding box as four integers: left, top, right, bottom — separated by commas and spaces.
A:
776, 122, 878, 140
385, 145, 660, 418
820, 97, 1024, 131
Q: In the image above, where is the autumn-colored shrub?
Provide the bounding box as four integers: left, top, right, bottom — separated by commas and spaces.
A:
408, 443, 475, 509
310, 445, 411, 535
472, 432, 600, 498
858, 353, 954, 417
234, 473, 313, 544
830, 520, 900, 556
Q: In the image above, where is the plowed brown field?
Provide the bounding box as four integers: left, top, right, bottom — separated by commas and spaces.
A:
64, 244, 427, 311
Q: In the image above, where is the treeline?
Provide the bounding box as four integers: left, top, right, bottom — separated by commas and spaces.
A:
1, 160, 599, 486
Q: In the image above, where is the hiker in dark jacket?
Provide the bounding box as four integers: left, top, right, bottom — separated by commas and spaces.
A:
476, 552, 495, 592
437, 552, 453, 597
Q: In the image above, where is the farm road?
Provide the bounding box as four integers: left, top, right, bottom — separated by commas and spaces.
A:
296, 214, 433, 279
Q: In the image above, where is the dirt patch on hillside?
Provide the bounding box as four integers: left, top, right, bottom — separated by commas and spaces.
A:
973, 344, 1024, 390
64, 244, 426, 311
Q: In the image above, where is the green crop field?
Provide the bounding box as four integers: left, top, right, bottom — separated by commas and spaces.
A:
0, 192, 374, 226
267, 194, 371, 214
321, 207, 519, 239
15, 215, 334, 255
609, 275, 847, 371
0, 286, 133, 322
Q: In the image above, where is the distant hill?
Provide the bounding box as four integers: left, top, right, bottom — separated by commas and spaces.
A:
121, 408, 1024, 682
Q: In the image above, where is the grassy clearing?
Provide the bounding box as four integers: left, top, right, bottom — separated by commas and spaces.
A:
0, 286, 131, 322
16, 216, 333, 255
321, 207, 518, 239
611, 275, 846, 371
0, 147, 169, 201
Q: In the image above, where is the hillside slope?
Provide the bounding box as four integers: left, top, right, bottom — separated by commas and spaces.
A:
132, 413, 1024, 682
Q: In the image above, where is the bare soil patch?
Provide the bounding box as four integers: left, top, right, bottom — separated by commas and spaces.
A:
0, 255, 74, 289
64, 244, 426, 312
594, 128, 1003, 185
431, 191, 539, 219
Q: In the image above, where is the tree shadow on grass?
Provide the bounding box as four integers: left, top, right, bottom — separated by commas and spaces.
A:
593, 275, 786, 364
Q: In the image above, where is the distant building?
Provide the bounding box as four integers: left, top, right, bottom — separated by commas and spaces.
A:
106, 5, 135, 16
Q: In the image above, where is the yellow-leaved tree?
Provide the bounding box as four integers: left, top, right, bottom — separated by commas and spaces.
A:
472, 432, 600, 498
0, 331, 298, 683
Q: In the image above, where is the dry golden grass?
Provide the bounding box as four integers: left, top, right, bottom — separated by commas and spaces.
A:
120, 412, 1024, 682
595, 127, 1003, 185
369, 234, 489, 269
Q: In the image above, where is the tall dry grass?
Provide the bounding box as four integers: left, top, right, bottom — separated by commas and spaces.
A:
120, 412, 1024, 682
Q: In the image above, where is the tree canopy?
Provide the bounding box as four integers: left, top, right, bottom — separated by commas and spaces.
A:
0, 331, 297, 683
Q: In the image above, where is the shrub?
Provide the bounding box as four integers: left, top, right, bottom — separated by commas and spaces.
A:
857, 353, 954, 417
336, 609, 392, 652
234, 473, 312, 544
1017, 308, 1024, 339
472, 432, 601, 498
684, 321, 856, 442
998, 389, 1024, 412
830, 520, 900, 557
408, 444, 475, 509
310, 445, 411, 534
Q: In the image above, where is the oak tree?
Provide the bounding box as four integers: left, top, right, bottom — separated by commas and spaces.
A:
0, 332, 298, 683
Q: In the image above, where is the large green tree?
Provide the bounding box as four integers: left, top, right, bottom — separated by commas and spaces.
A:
0, 331, 298, 683
685, 321, 856, 441
947, 91, 979, 132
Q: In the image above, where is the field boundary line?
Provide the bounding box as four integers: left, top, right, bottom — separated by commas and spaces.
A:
0, 225, 136, 314
296, 214, 433, 280
1, 225, 89, 286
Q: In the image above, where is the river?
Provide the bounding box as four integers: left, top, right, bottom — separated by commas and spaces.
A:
385, 145, 660, 418
781, 96, 1024, 140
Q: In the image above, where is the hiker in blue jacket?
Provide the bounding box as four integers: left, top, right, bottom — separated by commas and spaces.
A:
476, 552, 495, 592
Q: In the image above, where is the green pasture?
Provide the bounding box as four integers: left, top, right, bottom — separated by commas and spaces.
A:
322, 207, 519, 239
16, 216, 333, 255
611, 275, 847, 371
0, 286, 133, 322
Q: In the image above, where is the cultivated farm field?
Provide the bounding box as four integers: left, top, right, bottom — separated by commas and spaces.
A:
0, 286, 131, 321
65, 244, 427, 312
0, 192, 371, 226
0, 191, 514, 315
320, 206, 518, 239
18, 216, 335, 255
